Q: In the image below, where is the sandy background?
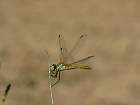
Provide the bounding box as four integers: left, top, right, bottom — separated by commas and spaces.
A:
0, 0, 140, 105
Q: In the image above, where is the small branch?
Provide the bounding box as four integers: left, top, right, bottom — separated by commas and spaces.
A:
44, 50, 55, 105
48, 64, 55, 105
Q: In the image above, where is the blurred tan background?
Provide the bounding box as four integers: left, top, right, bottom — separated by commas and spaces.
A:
0, 0, 140, 105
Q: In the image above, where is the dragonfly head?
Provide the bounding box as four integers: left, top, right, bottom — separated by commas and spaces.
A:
50, 64, 57, 77
50, 64, 57, 71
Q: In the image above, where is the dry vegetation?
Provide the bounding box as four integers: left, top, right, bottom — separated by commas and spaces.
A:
0, 0, 140, 105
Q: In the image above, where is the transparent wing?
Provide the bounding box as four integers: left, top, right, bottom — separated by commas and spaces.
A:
44, 50, 52, 65
65, 34, 87, 64
58, 34, 70, 63
58, 34, 87, 64
69, 34, 87, 56
43, 50, 54, 83
68, 55, 94, 66
44, 50, 60, 87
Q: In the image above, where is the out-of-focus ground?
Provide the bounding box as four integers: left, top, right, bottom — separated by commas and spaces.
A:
0, 0, 140, 105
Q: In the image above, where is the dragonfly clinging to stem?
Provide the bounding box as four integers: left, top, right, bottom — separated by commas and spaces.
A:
47, 34, 94, 87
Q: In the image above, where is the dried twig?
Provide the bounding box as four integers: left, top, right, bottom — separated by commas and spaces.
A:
45, 50, 55, 105
48, 64, 55, 105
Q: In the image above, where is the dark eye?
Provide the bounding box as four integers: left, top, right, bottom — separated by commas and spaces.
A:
51, 64, 56, 71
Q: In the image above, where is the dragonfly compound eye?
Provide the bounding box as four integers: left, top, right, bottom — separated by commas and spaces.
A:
50, 64, 57, 71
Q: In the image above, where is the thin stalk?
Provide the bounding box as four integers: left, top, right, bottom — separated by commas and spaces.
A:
48, 64, 55, 105
45, 50, 55, 105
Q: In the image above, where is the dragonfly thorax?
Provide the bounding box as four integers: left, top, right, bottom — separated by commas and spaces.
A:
50, 64, 65, 71
50, 64, 66, 77
57, 64, 66, 71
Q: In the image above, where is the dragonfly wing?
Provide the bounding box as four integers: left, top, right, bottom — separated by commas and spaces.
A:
66, 34, 87, 61
58, 34, 71, 63
58, 34, 88, 64
44, 50, 53, 65
44, 50, 55, 87
68, 55, 94, 65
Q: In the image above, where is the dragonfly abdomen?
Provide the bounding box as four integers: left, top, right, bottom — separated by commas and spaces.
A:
64, 65, 91, 70
79, 66, 91, 70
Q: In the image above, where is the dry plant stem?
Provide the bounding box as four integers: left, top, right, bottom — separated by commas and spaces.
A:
48, 64, 55, 105
45, 50, 55, 105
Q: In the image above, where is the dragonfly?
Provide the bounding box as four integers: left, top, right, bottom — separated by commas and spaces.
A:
47, 34, 94, 87
0, 84, 11, 105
